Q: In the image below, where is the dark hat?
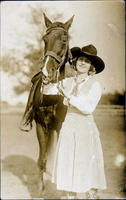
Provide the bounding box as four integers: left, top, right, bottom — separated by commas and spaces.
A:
71, 44, 105, 74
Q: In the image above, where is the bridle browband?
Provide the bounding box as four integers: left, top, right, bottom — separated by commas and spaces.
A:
46, 26, 68, 34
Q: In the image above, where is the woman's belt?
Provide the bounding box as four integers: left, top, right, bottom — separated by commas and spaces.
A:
67, 106, 93, 117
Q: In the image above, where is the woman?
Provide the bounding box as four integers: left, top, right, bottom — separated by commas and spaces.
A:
52, 44, 107, 199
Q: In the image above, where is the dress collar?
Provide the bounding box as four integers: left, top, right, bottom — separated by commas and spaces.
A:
71, 75, 93, 96
74, 74, 92, 85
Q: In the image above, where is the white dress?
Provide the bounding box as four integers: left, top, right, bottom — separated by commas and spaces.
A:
51, 76, 107, 193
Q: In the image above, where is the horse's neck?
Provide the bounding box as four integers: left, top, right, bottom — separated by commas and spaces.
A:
59, 70, 65, 81
31, 71, 42, 84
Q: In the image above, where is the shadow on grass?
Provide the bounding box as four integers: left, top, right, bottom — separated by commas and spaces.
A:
1, 155, 66, 199
1, 155, 42, 198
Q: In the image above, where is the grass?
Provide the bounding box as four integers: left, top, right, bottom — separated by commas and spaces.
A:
1, 109, 125, 199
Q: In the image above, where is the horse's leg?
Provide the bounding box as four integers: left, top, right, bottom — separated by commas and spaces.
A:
36, 122, 48, 192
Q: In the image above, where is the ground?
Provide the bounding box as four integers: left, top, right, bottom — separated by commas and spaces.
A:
1, 105, 126, 199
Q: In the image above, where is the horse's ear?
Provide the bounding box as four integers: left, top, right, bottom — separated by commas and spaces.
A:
43, 13, 52, 28
64, 15, 74, 30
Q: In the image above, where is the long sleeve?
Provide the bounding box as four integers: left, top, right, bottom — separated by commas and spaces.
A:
69, 81, 102, 114
43, 78, 75, 95
58, 77, 76, 96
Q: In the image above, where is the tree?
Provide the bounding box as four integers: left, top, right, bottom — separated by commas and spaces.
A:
1, 4, 63, 94
99, 90, 125, 105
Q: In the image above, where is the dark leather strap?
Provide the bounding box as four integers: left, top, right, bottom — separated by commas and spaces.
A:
46, 27, 68, 34
45, 51, 62, 63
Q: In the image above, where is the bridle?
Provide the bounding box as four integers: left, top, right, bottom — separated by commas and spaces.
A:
41, 26, 72, 83
39, 26, 73, 101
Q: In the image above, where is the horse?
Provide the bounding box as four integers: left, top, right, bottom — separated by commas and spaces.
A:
20, 13, 74, 192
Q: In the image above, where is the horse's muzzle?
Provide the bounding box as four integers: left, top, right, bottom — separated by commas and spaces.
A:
42, 74, 51, 85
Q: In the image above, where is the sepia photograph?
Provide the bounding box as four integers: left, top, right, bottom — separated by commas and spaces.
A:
1, 0, 125, 199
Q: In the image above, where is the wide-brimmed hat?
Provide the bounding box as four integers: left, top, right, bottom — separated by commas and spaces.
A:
71, 44, 105, 74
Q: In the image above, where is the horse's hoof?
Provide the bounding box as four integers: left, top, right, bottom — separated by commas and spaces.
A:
86, 191, 100, 199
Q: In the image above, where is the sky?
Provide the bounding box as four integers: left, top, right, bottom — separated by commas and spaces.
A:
1, 0, 125, 104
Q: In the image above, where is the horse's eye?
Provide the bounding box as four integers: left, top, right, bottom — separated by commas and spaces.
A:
51, 68, 55, 71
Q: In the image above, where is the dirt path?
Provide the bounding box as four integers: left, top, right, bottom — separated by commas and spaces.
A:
1, 108, 125, 199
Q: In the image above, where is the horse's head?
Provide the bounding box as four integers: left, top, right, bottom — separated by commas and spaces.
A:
41, 13, 74, 84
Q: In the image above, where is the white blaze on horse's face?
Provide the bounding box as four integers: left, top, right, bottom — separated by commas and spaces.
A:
42, 13, 74, 82
42, 56, 49, 77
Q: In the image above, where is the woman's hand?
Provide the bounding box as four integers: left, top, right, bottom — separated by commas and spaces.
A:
58, 86, 70, 106
57, 82, 71, 100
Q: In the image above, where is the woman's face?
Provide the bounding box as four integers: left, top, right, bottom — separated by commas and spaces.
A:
76, 56, 91, 74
